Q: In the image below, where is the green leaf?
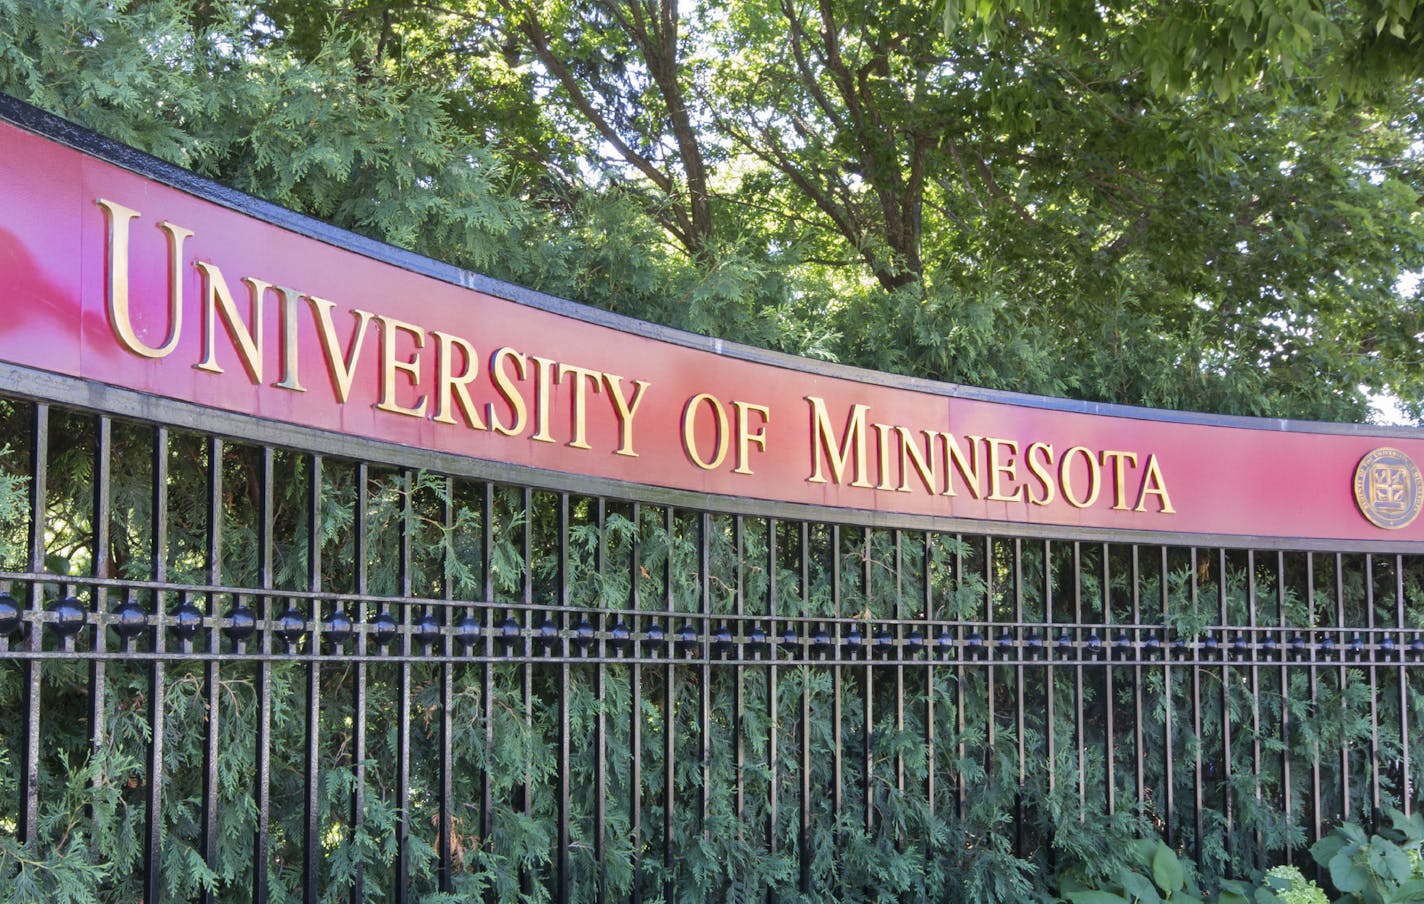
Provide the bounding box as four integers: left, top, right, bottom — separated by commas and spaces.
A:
1067, 892, 1132, 904
1129, 838, 1162, 867
941, 0, 962, 33
1122, 870, 1164, 904
1369, 838, 1415, 884
1388, 809, 1424, 844
1311, 834, 1349, 868
1152, 843, 1186, 895
1340, 822, 1370, 846
1331, 849, 1368, 893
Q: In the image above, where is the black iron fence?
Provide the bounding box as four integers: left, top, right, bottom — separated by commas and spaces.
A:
0, 389, 1420, 902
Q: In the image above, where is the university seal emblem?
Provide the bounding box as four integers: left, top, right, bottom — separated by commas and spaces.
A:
1353, 447, 1423, 530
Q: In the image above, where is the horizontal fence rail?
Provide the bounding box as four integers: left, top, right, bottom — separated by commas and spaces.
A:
4, 575, 1424, 669
1, 393, 1422, 903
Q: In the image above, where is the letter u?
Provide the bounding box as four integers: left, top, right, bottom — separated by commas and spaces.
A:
97, 198, 193, 358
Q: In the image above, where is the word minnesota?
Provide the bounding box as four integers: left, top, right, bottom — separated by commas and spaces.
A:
805, 397, 1175, 514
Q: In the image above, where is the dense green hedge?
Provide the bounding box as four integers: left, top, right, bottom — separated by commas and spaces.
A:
0, 401, 1420, 902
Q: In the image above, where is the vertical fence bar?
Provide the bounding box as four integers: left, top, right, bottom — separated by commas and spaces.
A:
1246, 549, 1263, 864
1276, 550, 1292, 864
735, 516, 746, 842
1073, 541, 1086, 820
557, 492, 571, 904
1161, 545, 1175, 847
1306, 553, 1323, 845
394, 471, 413, 904
594, 498, 607, 904
894, 531, 906, 837
143, 426, 169, 903
18, 403, 46, 848
254, 446, 275, 904
1336, 553, 1350, 822
89, 417, 111, 816
630, 501, 643, 904
1366, 553, 1381, 823
1397, 555, 1412, 815
863, 527, 874, 837
1131, 546, 1145, 812
925, 533, 937, 827
1190, 548, 1204, 865
351, 462, 369, 904
958, 534, 969, 821
1219, 548, 1234, 862
985, 536, 996, 799
303, 455, 324, 904
200, 434, 222, 904
439, 477, 455, 894
1102, 543, 1115, 817
700, 512, 712, 839
664, 505, 675, 904
520, 486, 534, 898
765, 516, 778, 904
1013, 537, 1026, 857
479, 481, 494, 889
832, 523, 844, 854
799, 522, 812, 894
1044, 539, 1056, 809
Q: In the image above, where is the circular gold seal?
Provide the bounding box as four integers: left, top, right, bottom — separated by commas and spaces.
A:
1353, 447, 1423, 530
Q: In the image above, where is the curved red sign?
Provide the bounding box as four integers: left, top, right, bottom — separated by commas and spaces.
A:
1, 112, 1421, 545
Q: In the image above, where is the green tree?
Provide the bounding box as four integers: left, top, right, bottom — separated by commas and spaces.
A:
223, 0, 1424, 421
2, 0, 1421, 418
706, 0, 1424, 416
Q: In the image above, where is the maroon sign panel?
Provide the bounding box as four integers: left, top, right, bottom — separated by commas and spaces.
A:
2, 115, 1422, 544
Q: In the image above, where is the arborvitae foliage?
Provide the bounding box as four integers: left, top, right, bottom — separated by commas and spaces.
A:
0, 397, 1420, 902
2, 0, 1422, 421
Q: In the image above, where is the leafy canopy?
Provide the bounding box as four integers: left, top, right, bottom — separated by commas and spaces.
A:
0, 0, 1420, 422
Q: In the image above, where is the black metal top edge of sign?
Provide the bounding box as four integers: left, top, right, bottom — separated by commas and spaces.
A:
0, 91, 1417, 440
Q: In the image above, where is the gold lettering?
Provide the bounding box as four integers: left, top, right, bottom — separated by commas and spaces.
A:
603, 374, 649, 457
375, 315, 427, 418
896, 427, 940, 494
487, 347, 529, 436
1101, 449, 1140, 511
98, 199, 190, 359
1134, 454, 1176, 513
530, 355, 557, 443
1025, 442, 1056, 506
806, 397, 871, 487
733, 401, 771, 475
432, 331, 486, 429
194, 263, 266, 383
682, 393, 729, 470
873, 423, 897, 490
306, 297, 374, 404
559, 364, 603, 450
986, 437, 1025, 502
942, 433, 984, 498
1060, 445, 1101, 509
273, 286, 305, 392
